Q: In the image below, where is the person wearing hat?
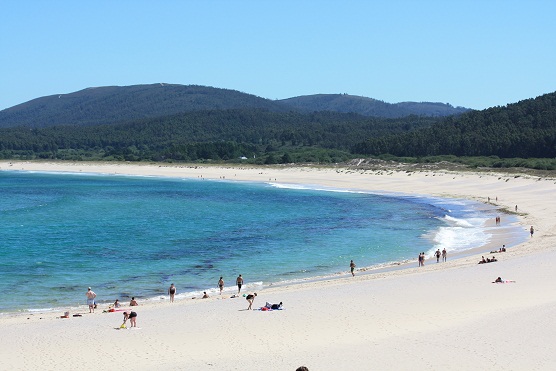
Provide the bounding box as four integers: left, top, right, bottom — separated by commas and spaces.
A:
86, 287, 97, 313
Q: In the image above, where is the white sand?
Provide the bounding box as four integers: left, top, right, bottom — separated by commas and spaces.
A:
1, 161, 555, 371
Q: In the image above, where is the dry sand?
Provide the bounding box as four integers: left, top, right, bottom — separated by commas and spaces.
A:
1, 161, 555, 371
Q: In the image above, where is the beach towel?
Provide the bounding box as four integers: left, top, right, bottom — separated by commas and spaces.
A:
257, 307, 283, 311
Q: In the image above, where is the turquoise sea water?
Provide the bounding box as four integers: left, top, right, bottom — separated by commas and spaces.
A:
0, 171, 520, 313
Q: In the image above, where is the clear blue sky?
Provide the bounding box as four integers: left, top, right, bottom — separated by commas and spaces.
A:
1, 0, 555, 111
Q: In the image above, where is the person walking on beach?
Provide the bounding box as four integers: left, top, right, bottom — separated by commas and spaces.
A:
350, 260, 356, 276
168, 283, 176, 303
435, 249, 441, 263
236, 275, 243, 294
530, 225, 534, 237
86, 287, 96, 313
218, 277, 224, 295
418, 252, 426, 266
246, 293, 257, 310
442, 248, 447, 262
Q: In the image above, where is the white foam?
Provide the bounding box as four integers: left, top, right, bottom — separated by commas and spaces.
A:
426, 214, 490, 257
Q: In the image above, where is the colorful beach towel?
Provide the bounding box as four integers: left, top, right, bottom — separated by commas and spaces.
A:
257, 307, 284, 311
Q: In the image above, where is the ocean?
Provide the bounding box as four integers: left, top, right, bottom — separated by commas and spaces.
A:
0, 170, 521, 314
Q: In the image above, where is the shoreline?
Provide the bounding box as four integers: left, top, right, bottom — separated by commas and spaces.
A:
2, 160, 556, 370
0, 161, 525, 316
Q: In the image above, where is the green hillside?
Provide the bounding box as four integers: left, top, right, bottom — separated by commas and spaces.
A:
0, 88, 554, 169
279, 94, 469, 118
354, 92, 556, 159
0, 84, 289, 128
0, 84, 469, 128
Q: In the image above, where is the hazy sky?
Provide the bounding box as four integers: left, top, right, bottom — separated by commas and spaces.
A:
1, 0, 555, 111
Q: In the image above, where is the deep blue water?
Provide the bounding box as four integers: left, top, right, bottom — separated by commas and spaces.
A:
0, 171, 508, 313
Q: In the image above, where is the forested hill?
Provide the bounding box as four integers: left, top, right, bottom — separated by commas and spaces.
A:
0, 84, 289, 128
353, 91, 556, 158
0, 84, 469, 128
279, 94, 469, 118
0, 91, 555, 166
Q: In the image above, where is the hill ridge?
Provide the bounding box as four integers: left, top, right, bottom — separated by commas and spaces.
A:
0, 84, 469, 128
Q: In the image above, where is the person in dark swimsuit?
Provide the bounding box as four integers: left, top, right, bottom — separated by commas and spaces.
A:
123, 311, 138, 327
168, 283, 176, 303
246, 293, 257, 310
236, 275, 243, 293
218, 277, 224, 295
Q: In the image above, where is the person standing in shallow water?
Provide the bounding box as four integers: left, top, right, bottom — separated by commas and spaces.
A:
168, 283, 176, 303
236, 275, 243, 294
350, 260, 356, 276
530, 226, 534, 237
218, 277, 224, 295
435, 249, 441, 263
86, 287, 96, 313
442, 248, 447, 262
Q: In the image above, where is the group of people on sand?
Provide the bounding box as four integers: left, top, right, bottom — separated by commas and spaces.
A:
490, 245, 507, 254
109, 297, 138, 308
478, 255, 498, 264
165, 275, 258, 310
85, 287, 139, 328
419, 249, 447, 266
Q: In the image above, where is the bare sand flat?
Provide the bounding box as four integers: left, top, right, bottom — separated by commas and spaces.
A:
1, 161, 555, 370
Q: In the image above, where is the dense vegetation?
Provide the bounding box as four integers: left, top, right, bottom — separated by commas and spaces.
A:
281, 94, 469, 118
353, 92, 556, 160
0, 110, 439, 163
0, 85, 288, 128
0, 86, 554, 170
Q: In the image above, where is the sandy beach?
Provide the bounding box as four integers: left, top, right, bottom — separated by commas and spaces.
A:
1, 160, 555, 371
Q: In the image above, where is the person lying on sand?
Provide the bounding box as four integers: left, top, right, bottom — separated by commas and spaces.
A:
479, 256, 497, 264
264, 301, 283, 310
492, 277, 516, 283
